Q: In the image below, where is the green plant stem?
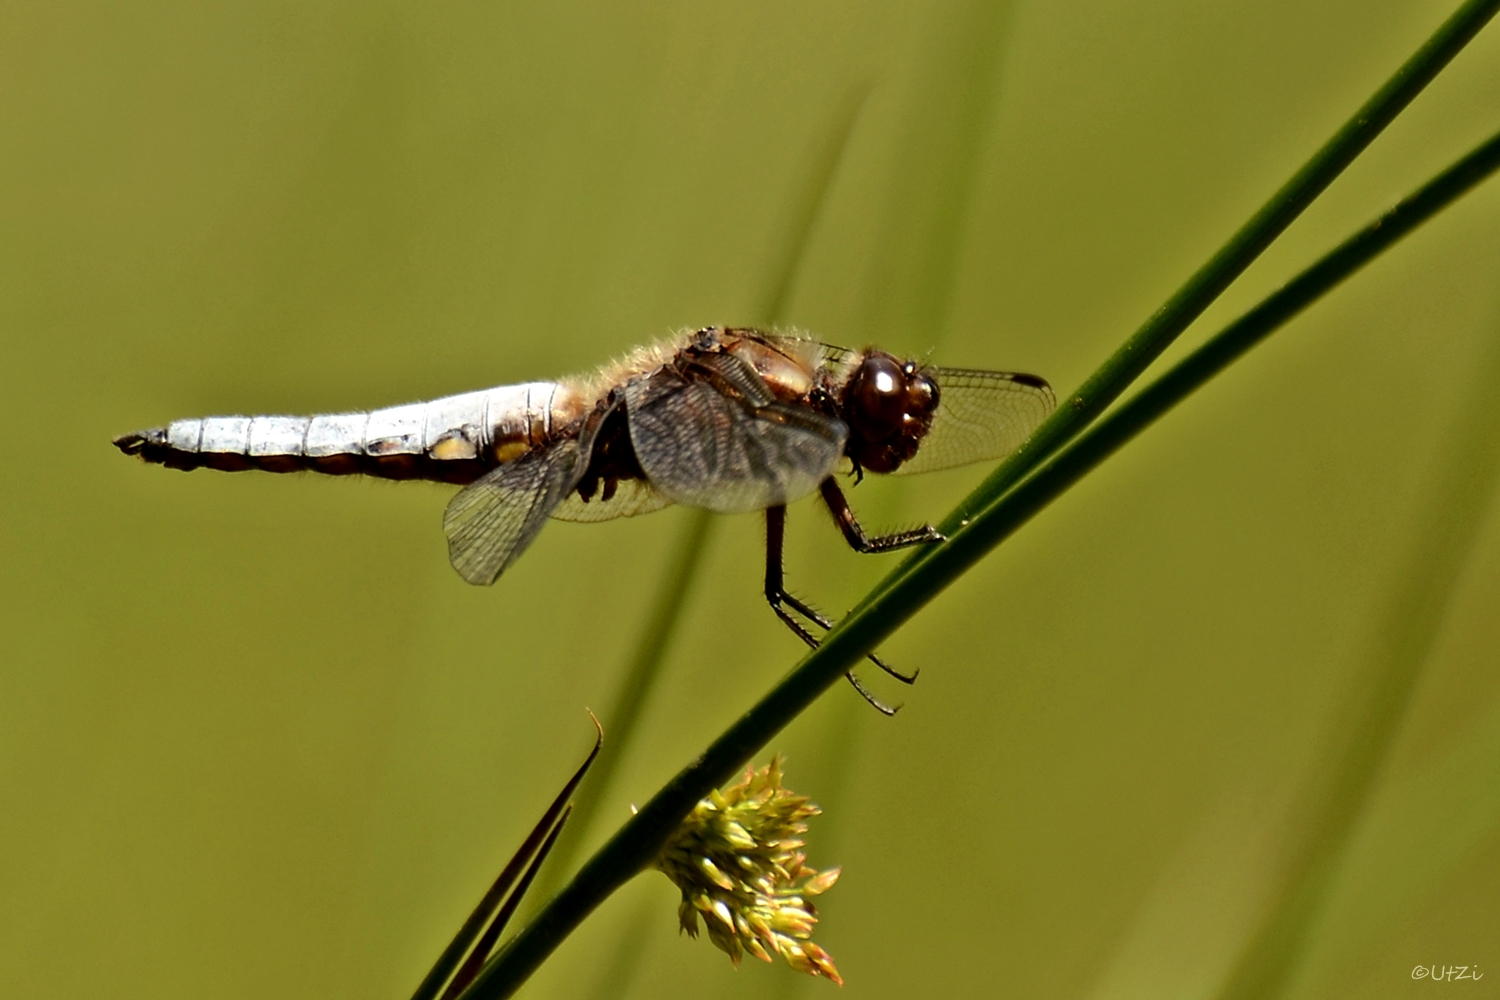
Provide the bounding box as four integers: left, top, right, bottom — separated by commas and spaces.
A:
440, 806, 573, 1000
456, 9, 1500, 995
1211, 206, 1500, 1000
410, 725, 601, 1000
863, 0, 1500, 612
755, 84, 871, 327
534, 508, 714, 893
867, 124, 1500, 635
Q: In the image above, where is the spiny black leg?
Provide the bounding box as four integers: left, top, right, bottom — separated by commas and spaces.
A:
819, 477, 945, 554
779, 588, 918, 685
843, 671, 899, 716
763, 505, 908, 707
764, 505, 829, 649
866, 650, 917, 685
806, 476, 944, 683
764, 505, 831, 649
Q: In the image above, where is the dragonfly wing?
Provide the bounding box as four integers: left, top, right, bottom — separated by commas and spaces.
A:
442, 439, 586, 585
894, 368, 1056, 476
625, 365, 847, 514
549, 477, 673, 523
757, 331, 854, 369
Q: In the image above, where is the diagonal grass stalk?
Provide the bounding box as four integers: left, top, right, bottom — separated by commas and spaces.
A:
523, 507, 714, 910
408, 724, 601, 1000
1212, 256, 1500, 1000
454, 6, 1500, 995
895, 126, 1500, 620
438, 806, 572, 1000
854, 0, 1021, 344
862, 0, 1500, 612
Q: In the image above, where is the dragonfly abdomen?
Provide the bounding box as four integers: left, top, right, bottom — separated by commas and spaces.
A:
114, 382, 576, 485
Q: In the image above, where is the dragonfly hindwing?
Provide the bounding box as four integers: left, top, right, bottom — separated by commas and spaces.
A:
624, 360, 847, 514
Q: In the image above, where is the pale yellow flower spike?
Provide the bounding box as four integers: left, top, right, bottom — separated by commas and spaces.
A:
653, 756, 843, 986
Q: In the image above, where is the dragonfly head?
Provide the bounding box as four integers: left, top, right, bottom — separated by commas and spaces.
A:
841, 350, 940, 474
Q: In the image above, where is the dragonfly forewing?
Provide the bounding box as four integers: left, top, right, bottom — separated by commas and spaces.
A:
891, 368, 1055, 476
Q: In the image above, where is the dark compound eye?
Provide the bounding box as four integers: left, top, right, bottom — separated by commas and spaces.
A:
904, 370, 938, 418
842, 353, 941, 474
846, 354, 908, 442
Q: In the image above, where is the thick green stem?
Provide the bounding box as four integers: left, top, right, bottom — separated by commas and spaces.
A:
876, 126, 1500, 632
866, 0, 1500, 609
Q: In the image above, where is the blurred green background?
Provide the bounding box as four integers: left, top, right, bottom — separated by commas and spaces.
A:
4, 1, 1499, 998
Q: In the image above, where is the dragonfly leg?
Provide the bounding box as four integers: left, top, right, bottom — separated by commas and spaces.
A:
843, 670, 898, 717
764, 505, 912, 705
819, 477, 945, 553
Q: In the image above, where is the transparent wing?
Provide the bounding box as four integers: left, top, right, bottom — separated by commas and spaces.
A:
894, 369, 1056, 476
761, 334, 1055, 474
625, 366, 847, 514
759, 331, 854, 371
442, 440, 584, 585
550, 478, 673, 523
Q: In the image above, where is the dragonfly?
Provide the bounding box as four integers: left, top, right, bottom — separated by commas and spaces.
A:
115, 327, 1054, 710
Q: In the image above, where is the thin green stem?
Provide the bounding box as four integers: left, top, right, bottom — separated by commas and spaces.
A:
410, 725, 601, 1000
455, 6, 1500, 994
875, 125, 1500, 636
861, 0, 1500, 612
440, 805, 572, 1000
756, 84, 871, 327
855, 1, 1019, 343
534, 508, 713, 895
1211, 194, 1500, 1000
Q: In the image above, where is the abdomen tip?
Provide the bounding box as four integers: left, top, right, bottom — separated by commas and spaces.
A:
113, 429, 164, 458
